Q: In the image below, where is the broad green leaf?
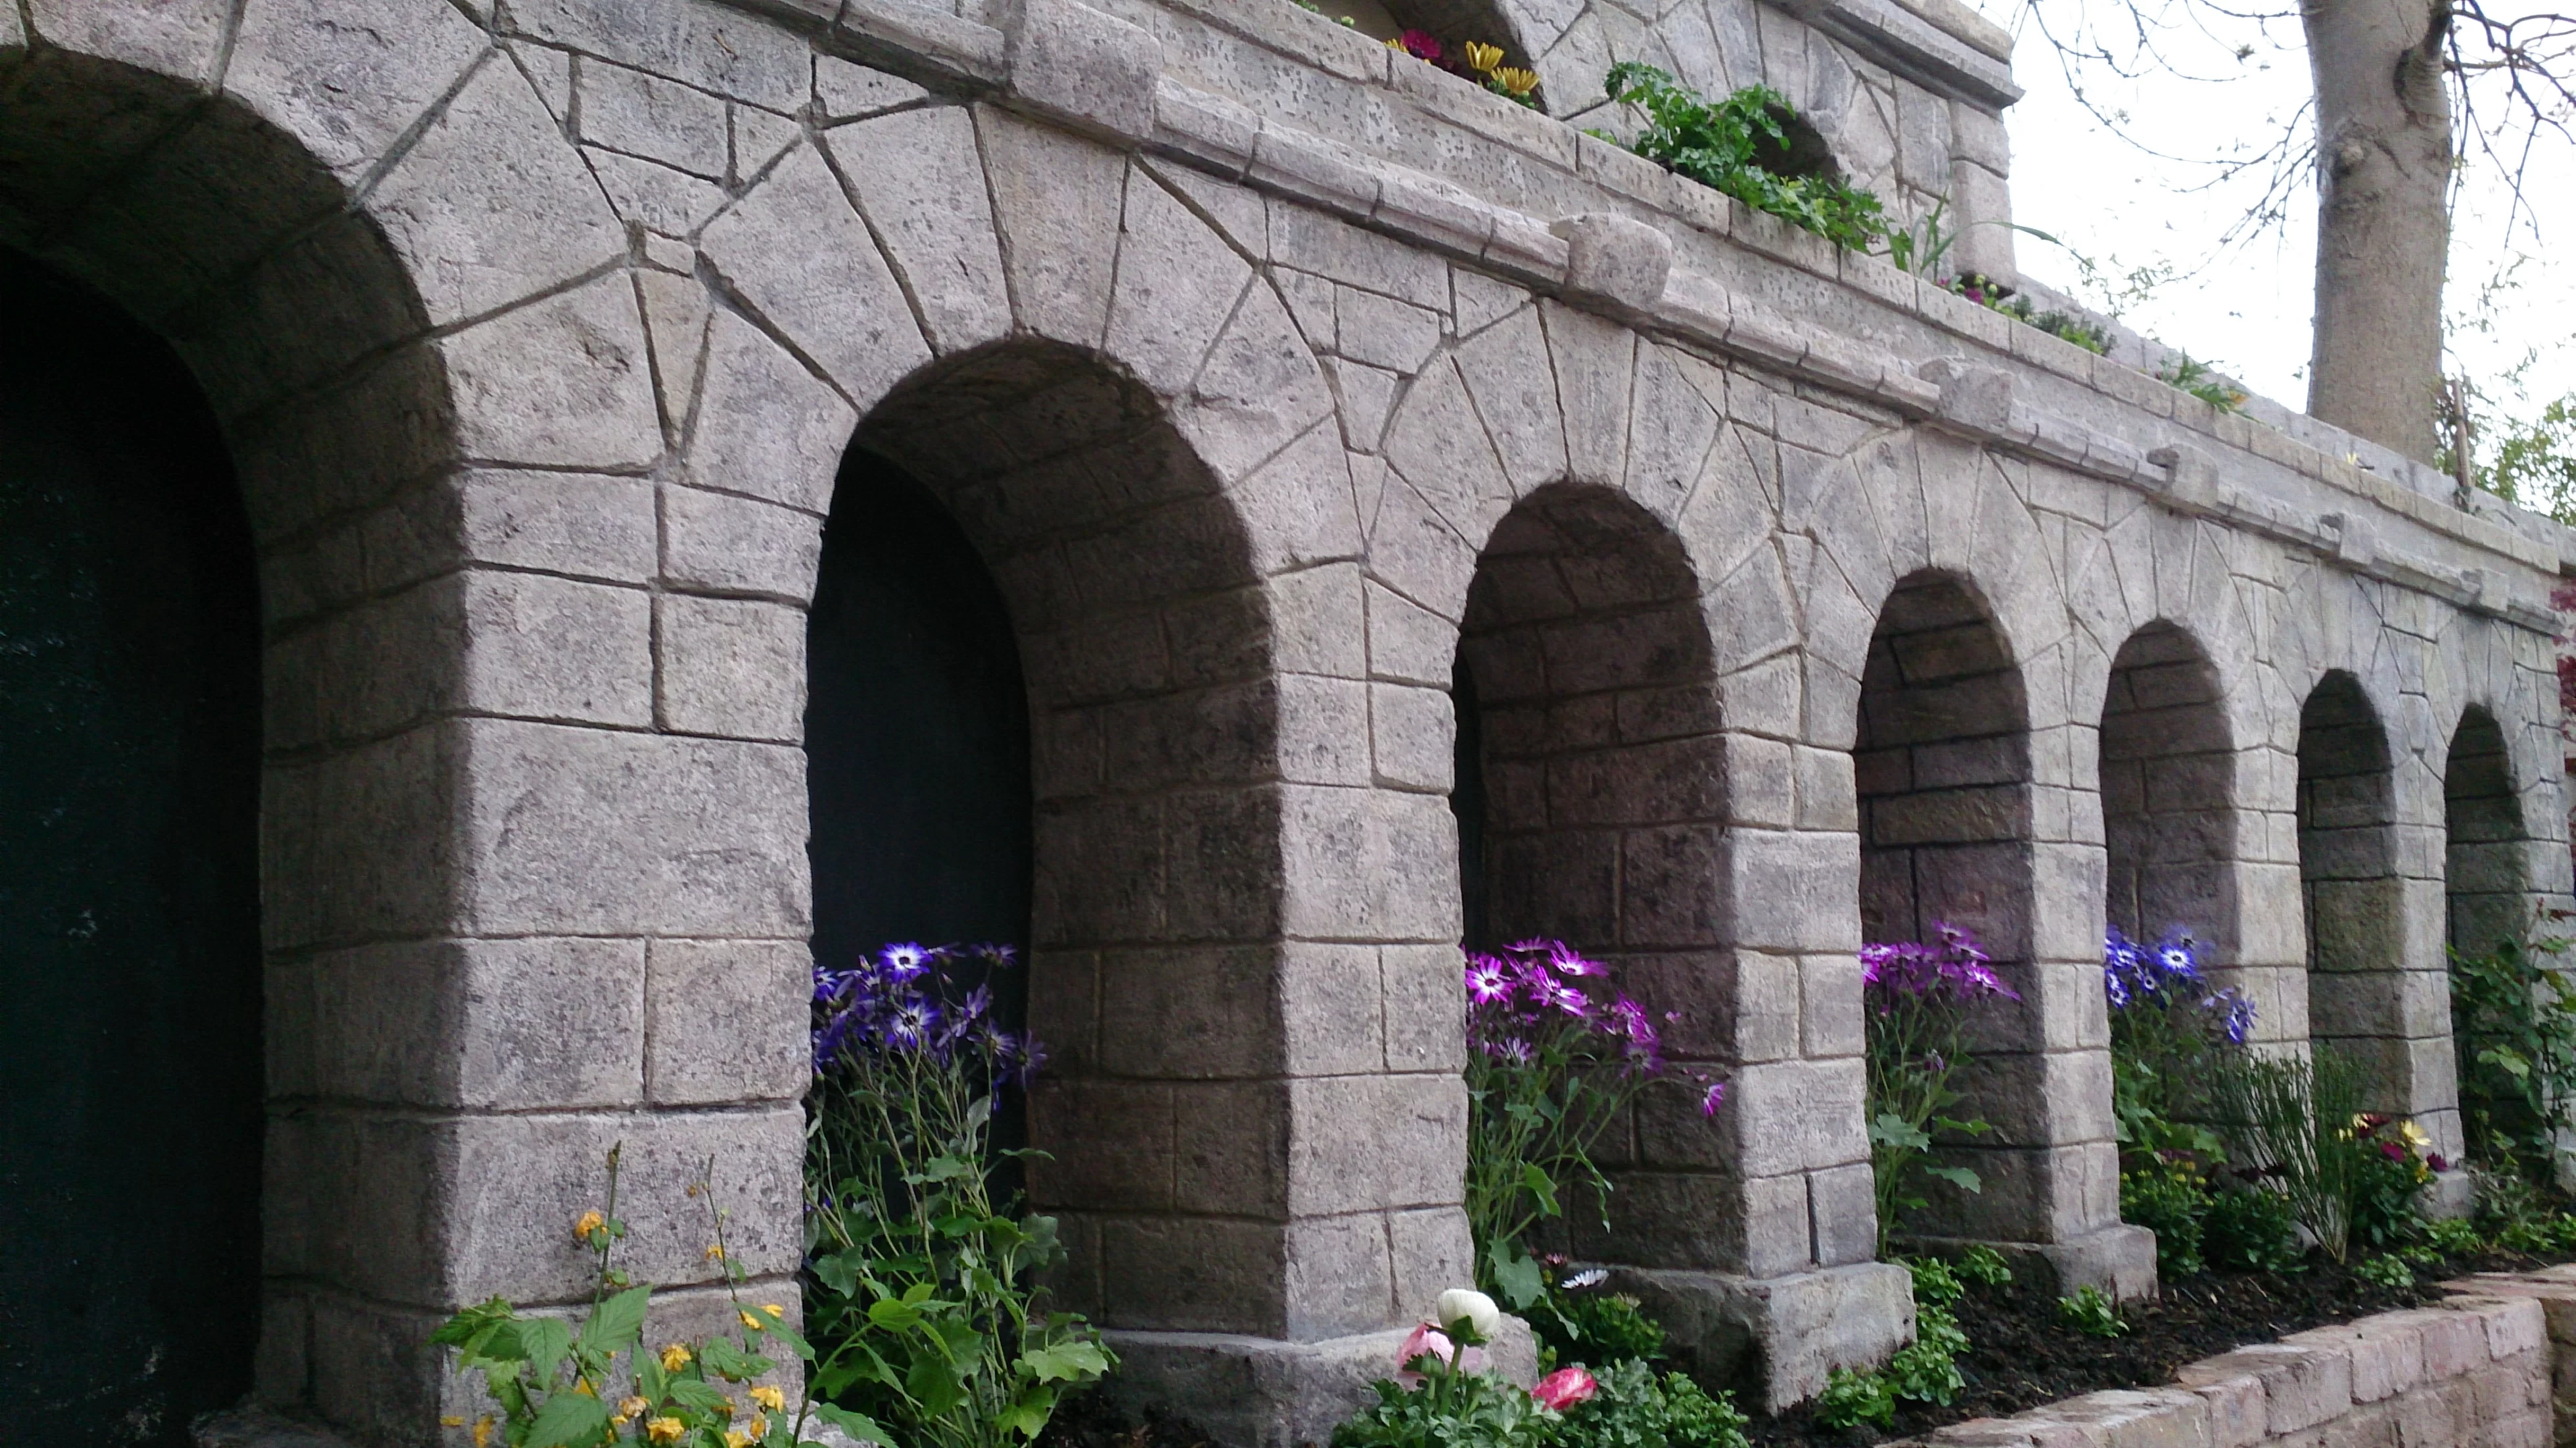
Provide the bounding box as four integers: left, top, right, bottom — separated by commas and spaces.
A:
1519, 1162, 1561, 1218
866, 1298, 923, 1332
522, 1390, 610, 1448
810, 1404, 894, 1445
1489, 1248, 1548, 1311
518, 1318, 576, 1378
578, 1285, 653, 1356
1870, 1112, 1932, 1152
907, 1353, 967, 1418
1922, 1165, 1983, 1194
1019, 1340, 1110, 1384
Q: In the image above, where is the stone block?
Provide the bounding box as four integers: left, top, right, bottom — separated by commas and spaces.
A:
1552, 212, 1673, 311
655, 593, 807, 740
978, 104, 1125, 348
578, 58, 729, 177
461, 569, 655, 726
449, 469, 658, 582
2188, 1370, 2266, 1448
2181, 1342, 2353, 1434
298, 936, 647, 1110
229, 0, 492, 181
505, 0, 810, 110
816, 56, 928, 120
438, 271, 664, 471
455, 717, 810, 936
1097, 1215, 1289, 1333
1008, 0, 1160, 141
1289, 1074, 1466, 1215
825, 106, 1011, 353
1379, 943, 1466, 1072
1100, 1323, 1523, 1448
2045, 1388, 2211, 1448
660, 483, 825, 599
2287, 1316, 2423, 1401
645, 938, 808, 1105
1619, 1261, 1914, 1411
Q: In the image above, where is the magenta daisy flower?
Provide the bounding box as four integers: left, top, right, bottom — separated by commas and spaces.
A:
1464, 957, 1514, 1005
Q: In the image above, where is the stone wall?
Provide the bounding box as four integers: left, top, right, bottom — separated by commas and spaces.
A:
1910, 1280, 2561, 1448
5, 0, 2575, 1441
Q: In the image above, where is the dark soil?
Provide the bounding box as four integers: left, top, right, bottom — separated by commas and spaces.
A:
1036, 1390, 1220, 1448
1745, 1248, 2573, 1448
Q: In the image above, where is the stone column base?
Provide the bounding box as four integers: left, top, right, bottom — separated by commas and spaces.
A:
2422, 1167, 2476, 1219
193, 1408, 354, 1448
1906, 1223, 2160, 1301
1097, 1318, 1538, 1448
1609, 1261, 1915, 1413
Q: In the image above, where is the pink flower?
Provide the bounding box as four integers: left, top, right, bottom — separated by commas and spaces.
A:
1396, 1323, 1452, 1383
1532, 1367, 1598, 1410
1398, 28, 1441, 58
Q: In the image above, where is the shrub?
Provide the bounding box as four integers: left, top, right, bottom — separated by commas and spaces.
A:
2119, 1160, 2210, 1278
1598, 65, 1890, 251
1812, 1368, 1897, 1430
1863, 923, 2017, 1246
2450, 936, 2576, 1183
2353, 1255, 2414, 1288
1545, 1358, 1750, 1448
1954, 1245, 2013, 1286
2058, 1286, 2125, 1338
1530, 1279, 1668, 1369
2201, 1181, 2303, 1273
805, 943, 1109, 1448
1464, 941, 1722, 1307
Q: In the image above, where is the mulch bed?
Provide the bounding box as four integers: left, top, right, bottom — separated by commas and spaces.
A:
1746, 1247, 2575, 1447
1035, 1390, 1221, 1448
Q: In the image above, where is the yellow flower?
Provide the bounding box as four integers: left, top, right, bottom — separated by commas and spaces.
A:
660, 1343, 694, 1372
473, 1417, 495, 1448
725, 1433, 751, 1448
647, 1418, 686, 1445
748, 1416, 770, 1440
1462, 41, 1503, 72
1494, 67, 1540, 95
739, 1309, 764, 1331
761, 1303, 785, 1318
620, 1397, 653, 1420
574, 1378, 598, 1397
441, 1419, 465, 1429
750, 1386, 786, 1413
704, 1244, 727, 1262
2398, 1120, 2431, 1150
574, 1209, 606, 1242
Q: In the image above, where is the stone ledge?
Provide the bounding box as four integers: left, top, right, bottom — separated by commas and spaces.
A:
1891, 1279, 2560, 1448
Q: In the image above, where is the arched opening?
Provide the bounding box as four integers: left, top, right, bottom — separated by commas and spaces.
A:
2299, 674, 2427, 1124
2445, 707, 2528, 957
836, 342, 1302, 1337
1855, 572, 2040, 1241
2098, 623, 2236, 959
0, 249, 264, 1442
1450, 484, 1732, 1265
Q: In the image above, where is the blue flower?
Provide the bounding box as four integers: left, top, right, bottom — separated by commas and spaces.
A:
880, 942, 933, 980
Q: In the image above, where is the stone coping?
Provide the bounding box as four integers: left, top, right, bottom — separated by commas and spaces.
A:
705, 0, 2570, 616
1889, 1267, 2576, 1448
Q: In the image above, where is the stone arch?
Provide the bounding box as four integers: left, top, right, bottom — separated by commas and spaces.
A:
1449, 481, 1738, 1256
2098, 622, 2238, 961
1854, 570, 2041, 1231
2445, 705, 2529, 957
2297, 671, 2454, 1146
1, 11, 729, 1441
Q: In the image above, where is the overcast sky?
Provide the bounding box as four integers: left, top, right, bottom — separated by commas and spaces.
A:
1977, 0, 2573, 442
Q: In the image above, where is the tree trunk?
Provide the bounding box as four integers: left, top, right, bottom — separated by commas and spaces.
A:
2303, 0, 2453, 463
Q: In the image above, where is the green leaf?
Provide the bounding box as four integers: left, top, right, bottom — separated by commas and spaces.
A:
865, 1297, 924, 1332
1922, 1165, 1983, 1194
810, 1404, 894, 1445
1019, 1340, 1110, 1384
1871, 1112, 1932, 1152
1488, 1246, 1548, 1311
522, 1390, 611, 1448
999, 1386, 1059, 1439
906, 1352, 967, 1419
1519, 1162, 1561, 1218
578, 1285, 653, 1356
518, 1318, 576, 1378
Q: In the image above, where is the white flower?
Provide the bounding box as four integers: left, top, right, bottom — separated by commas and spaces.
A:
1436, 1288, 1501, 1340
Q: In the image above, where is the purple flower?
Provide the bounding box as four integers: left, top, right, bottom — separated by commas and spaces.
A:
1697, 1077, 1726, 1118
881, 942, 933, 980
1546, 941, 1605, 978
1465, 957, 1515, 1005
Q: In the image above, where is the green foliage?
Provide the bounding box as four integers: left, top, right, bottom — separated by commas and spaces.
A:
1532, 1287, 1668, 1370
1811, 1368, 1897, 1430
2449, 937, 2576, 1183
1903, 1255, 1963, 1308
2479, 396, 2576, 514
2353, 1255, 2414, 1289
433, 1148, 858, 1448
1330, 1363, 1550, 1448
2119, 1162, 2211, 1278
2154, 353, 2248, 413
1547, 1359, 1750, 1448
2201, 1184, 2304, 1273
1884, 1304, 1967, 1407
1948, 282, 2113, 355
2426, 1215, 2487, 1256
805, 1030, 1109, 1447
1952, 1246, 2013, 1287
2057, 1286, 2126, 1339
1599, 65, 1889, 251
2207, 1047, 2375, 1263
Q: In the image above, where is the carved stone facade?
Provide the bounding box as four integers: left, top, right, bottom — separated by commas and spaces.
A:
5, 0, 2569, 1443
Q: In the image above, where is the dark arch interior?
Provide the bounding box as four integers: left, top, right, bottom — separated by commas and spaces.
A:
1452, 484, 1730, 1267
2444, 707, 2526, 956
0, 248, 263, 1441
2098, 622, 2235, 956
2299, 673, 2416, 1113
1854, 572, 2039, 1239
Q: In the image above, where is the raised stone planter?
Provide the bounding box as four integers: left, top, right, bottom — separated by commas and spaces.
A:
1898, 1267, 2576, 1448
